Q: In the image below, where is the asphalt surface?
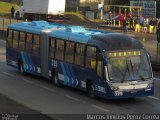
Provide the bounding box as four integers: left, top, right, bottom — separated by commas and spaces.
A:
0, 94, 53, 120
1, 32, 160, 120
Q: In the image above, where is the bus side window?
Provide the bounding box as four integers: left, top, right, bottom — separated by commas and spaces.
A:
75, 44, 85, 66
26, 33, 33, 52
97, 53, 104, 79
7, 29, 13, 48
19, 32, 26, 51
86, 46, 97, 70
13, 31, 19, 49
33, 34, 40, 54
55, 39, 64, 61
50, 38, 56, 59
65, 41, 74, 63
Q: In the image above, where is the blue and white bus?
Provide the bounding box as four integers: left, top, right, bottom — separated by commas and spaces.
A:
6, 21, 154, 99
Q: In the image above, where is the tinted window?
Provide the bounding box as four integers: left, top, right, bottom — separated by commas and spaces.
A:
7, 29, 12, 48
50, 38, 56, 58
55, 39, 64, 60
19, 32, 26, 50
75, 44, 85, 66
65, 41, 74, 63
26, 33, 32, 52
13, 31, 19, 49
86, 46, 97, 70
33, 34, 40, 54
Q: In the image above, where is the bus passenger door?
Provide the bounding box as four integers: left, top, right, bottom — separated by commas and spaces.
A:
40, 31, 49, 78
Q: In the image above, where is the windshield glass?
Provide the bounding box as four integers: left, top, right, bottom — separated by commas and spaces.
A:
107, 49, 152, 82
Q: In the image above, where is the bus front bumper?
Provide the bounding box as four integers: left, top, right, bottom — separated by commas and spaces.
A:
106, 87, 154, 99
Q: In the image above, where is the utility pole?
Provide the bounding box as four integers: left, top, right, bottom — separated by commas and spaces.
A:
100, 0, 104, 20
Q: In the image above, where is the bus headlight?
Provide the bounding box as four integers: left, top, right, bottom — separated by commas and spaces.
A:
147, 83, 153, 88
111, 86, 119, 91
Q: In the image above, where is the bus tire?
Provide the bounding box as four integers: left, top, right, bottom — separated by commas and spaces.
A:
52, 69, 60, 87
18, 60, 25, 75
87, 81, 96, 98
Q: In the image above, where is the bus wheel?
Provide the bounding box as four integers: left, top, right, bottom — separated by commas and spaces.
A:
18, 61, 25, 75
87, 82, 96, 98
52, 69, 60, 87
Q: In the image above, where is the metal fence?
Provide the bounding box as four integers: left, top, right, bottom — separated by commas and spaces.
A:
0, 15, 24, 39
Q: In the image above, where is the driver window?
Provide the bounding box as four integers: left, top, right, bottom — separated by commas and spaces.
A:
86, 46, 97, 70
97, 53, 104, 79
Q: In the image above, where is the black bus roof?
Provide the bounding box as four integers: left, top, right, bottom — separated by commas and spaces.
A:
89, 33, 143, 52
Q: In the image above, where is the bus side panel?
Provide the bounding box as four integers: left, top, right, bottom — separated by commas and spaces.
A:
6, 48, 41, 75
48, 60, 111, 94
48, 60, 154, 99
20, 52, 41, 75
48, 60, 87, 89
6, 48, 19, 68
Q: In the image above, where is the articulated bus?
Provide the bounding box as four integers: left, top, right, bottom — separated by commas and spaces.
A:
6, 21, 154, 99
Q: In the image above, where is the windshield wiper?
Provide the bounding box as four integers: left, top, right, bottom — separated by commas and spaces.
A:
130, 60, 146, 81
140, 76, 145, 81
137, 72, 146, 81
121, 60, 130, 83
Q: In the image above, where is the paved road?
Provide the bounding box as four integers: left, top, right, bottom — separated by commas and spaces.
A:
0, 94, 53, 120
1, 39, 160, 120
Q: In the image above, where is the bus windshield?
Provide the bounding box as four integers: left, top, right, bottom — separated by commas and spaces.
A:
107, 49, 152, 82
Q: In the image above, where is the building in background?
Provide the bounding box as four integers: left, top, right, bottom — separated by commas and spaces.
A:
65, 0, 80, 12
130, 0, 156, 18
65, 0, 160, 20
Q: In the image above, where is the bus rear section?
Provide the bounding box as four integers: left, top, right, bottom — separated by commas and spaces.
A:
6, 23, 42, 75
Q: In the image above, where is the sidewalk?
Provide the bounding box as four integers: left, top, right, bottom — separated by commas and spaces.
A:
99, 24, 157, 37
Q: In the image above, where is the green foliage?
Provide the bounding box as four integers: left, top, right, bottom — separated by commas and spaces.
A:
65, 12, 104, 23
65, 12, 86, 21
63, 12, 101, 28
11, 0, 21, 5
0, 2, 18, 14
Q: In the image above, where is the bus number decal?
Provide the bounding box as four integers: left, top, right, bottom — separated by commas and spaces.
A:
81, 81, 86, 88
24, 64, 41, 73
29, 65, 32, 71
37, 67, 41, 73
114, 91, 123, 96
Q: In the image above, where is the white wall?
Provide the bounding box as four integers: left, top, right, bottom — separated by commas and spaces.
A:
23, 0, 65, 15
23, 0, 49, 14
130, 0, 156, 18
48, 0, 65, 14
